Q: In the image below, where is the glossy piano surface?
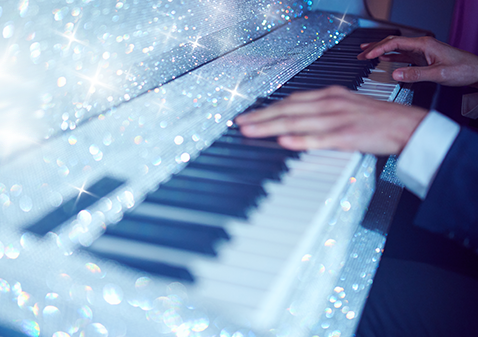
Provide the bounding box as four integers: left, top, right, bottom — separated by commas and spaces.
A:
0, 1, 417, 336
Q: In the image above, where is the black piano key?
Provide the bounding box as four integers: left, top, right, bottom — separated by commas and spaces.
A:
284, 78, 359, 90
271, 86, 325, 96
309, 60, 372, 68
305, 65, 370, 76
145, 187, 255, 218
178, 166, 266, 186
26, 177, 126, 235
123, 213, 230, 240
305, 65, 370, 77
324, 49, 363, 54
104, 217, 228, 255
326, 46, 363, 52
204, 144, 293, 162
291, 74, 363, 86
319, 56, 378, 68
187, 162, 282, 182
292, 70, 363, 79
348, 27, 401, 39
80, 27, 401, 286
161, 175, 267, 198
211, 138, 300, 159
298, 68, 366, 80
301, 70, 364, 79
193, 154, 287, 173
156, 180, 263, 206
215, 135, 289, 151
319, 53, 373, 63
86, 250, 195, 282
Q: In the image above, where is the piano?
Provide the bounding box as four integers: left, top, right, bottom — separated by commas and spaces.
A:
0, 1, 431, 336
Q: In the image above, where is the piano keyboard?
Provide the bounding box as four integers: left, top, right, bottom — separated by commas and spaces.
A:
0, 19, 413, 336
67, 28, 403, 327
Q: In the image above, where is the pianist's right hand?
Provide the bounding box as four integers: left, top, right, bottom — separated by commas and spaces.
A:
236, 86, 428, 154
357, 35, 478, 88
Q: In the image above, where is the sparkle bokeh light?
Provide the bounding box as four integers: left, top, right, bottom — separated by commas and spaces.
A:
0, 1, 375, 336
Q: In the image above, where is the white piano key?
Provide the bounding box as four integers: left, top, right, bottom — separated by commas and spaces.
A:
89, 234, 293, 293
299, 154, 352, 166
249, 202, 313, 223
285, 170, 343, 185
362, 78, 398, 86
359, 84, 399, 93
224, 222, 303, 246
193, 260, 276, 289
92, 224, 295, 269
195, 279, 266, 308
282, 167, 340, 183
306, 149, 356, 159
356, 86, 396, 95
261, 193, 325, 212
245, 212, 310, 233
263, 181, 331, 198
215, 248, 286, 273
87, 40, 399, 332
88, 235, 212, 268
223, 237, 294, 260
131, 202, 235, 226
286, 160, 347, 175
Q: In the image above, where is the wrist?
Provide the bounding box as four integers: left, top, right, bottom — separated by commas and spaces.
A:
397, 111, 460, 199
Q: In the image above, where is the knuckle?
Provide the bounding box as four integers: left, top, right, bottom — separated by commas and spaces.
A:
440, 67, 450, 82
404, 68, 421, 81
278, 116, 292, 131
274, 102, 292, 116
421, 36, 436, 47
303, 135, 321, 149
287, 116, 299, 128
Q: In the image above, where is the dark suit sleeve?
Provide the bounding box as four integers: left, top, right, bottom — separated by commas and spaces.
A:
414, 127, 478, 252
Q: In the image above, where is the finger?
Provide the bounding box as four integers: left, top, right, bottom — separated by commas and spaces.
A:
393, 64, 442, 83
278, 130, 403, 154
377, 53, 416, 64
239, 113, 349, 138
235, 87, 352, 125
236, 100, 326, 125
360, 42, 377, 50
358, 36, 424, 60
278, 132, 353, 151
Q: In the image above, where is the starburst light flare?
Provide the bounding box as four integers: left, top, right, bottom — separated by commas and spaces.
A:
0, 1, 368, 336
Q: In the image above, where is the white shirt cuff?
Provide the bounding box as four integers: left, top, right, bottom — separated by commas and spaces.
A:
396, 111, 460, 199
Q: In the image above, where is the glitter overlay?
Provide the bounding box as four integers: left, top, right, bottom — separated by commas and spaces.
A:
0, 1, 405, 336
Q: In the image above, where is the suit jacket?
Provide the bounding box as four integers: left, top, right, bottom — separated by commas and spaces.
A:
414, 127, 478, 252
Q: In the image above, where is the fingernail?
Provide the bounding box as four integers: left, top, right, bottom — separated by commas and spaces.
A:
279, 136, 292, 145
360, 42, 370, 48
241, 124, 256, 135
394, 70, 404, 81
235, 116, 246, 124
362, 52, 372, 60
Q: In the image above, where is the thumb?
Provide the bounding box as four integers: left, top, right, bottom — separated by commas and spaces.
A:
392, 65, 442, 83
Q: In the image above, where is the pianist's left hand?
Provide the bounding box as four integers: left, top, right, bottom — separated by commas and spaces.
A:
357, 35, 478, 88
235, 86, 427, 155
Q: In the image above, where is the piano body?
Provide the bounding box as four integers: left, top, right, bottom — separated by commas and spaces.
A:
0, 1, 431, 336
